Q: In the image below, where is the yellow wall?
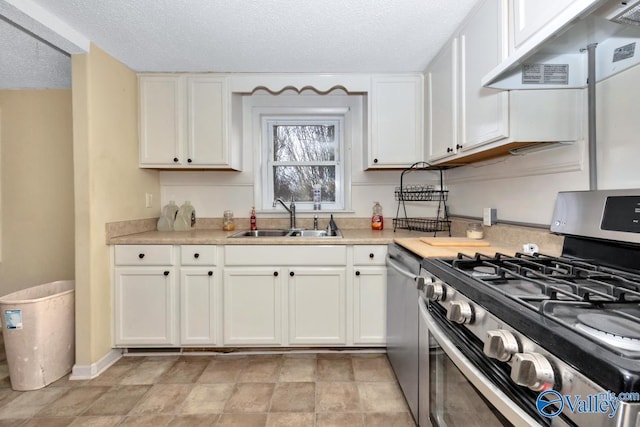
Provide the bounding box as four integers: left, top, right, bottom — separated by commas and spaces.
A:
0, 90, 75, 295
72, 44, 160, 365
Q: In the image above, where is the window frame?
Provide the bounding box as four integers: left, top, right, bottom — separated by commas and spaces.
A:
260, 114, 346, 211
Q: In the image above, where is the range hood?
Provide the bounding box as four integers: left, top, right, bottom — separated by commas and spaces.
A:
483, 0, 640, 89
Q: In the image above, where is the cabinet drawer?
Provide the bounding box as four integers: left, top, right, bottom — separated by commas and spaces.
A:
225, 245, 347, 266
353, 245, 388, 265
181, 245, 217, 265
114, 245, 174, 266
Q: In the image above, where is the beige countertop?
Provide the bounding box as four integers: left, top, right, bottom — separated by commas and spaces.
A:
108, 227, 423, 245
393, 237, 523, 259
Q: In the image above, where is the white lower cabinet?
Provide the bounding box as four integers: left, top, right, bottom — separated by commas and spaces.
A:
222, 267, 283, 345
288, 267, 346, 345
114, 267, 177, 346
113, 243, 387, 347
180, 268, 217, 345
352, 245, 387, 345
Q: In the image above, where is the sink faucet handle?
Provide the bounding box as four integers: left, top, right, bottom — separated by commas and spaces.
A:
313, 215, 319, 230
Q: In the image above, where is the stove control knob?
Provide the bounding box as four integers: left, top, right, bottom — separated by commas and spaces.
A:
484, 330, 519, 362
425, 281, 446, 301
447, 301, 474, 324
510, 353, 555, 391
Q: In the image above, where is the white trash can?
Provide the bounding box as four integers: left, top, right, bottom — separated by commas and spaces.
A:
0, 280, 75, 391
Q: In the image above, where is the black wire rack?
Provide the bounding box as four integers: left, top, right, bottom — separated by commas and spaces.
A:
393, 161, 451, 236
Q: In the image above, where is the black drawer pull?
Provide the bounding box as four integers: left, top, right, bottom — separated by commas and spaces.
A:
273, 271, 279, 277
290, 271, 295, 277
173, 157, 179, 162
369, 253, 374, 259
356, 271, 361, 276
194, 253, 200, 259
164, 271, 170, 276
138, 253, 145, 259
208, 271, 213, 276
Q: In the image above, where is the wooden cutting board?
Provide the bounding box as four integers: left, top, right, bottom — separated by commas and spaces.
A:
420, 237, 490, 247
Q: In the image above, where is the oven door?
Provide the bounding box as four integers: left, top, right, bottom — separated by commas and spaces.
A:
418, 297, 546, 427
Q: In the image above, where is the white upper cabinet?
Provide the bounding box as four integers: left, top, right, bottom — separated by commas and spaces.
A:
366, 75, 424, 168
511, 0, 576, 50
139, 74, 241, 170
427, 0, 508, 162
426, 0, 582, 166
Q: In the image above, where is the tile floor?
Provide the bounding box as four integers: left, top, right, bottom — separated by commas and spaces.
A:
0, 335, 416, 426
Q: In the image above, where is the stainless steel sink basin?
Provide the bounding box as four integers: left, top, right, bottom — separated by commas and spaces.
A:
229, 229, 291, 238
228, 228, 342, 238
286, 229, 342, 238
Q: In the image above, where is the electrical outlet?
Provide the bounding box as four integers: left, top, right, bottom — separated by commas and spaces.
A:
145, 193, 153, 208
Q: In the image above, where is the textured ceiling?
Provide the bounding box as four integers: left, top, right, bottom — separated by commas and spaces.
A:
1, 0, 481, 89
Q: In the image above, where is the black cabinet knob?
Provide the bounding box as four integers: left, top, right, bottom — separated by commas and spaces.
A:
187, 158, 192, 163
138, 253, 145, 259
456, 144, 463, 149
290, 271, 295, 277
369, 253, 374, 259
446, 147, 453, 153
273, 271, 279, 277
208, 271, 213, 276
164, 271, 170, 276
194, 253, 200, 259
356, 271, 361, 276
373, 158, 379, 164
173, 157, 179, 162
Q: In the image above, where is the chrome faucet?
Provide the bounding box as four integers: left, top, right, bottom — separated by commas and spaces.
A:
273, 197, 296, 229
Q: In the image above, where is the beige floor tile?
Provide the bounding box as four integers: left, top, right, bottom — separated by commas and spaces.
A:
87, 363, 137, 386
266, 412, 314, 427
168, 414, 219, 426
180, 383, 234, 415
68, 415, 124, 426
82, 385, 151, 416
48, 374, 89, 388
224, 383, 275, 413
20, 417, 75, 427
364, 412, 416, 426
316, 412, 364, 427
352, 355, 396, 382
216, 413, 268, 426
316, 358, 354, 381
119, 359, 175, 385
278, 358, 316, 382
0, 387, 22, 407
358, 383, 408, 413
119, 414, 174, 426
0, 386, 69, 419
237, 358, 282, 383
0, 420, 25, 427
158, 358, 209, 384
35, 386, 110, 418
269, 382, 315, 412
316, 382, 360, 412
197, 357, 247, 384
130, 383, 192, 415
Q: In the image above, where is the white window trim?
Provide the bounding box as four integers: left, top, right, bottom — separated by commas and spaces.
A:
251, 103, 353, 213
261, 116, 345, 211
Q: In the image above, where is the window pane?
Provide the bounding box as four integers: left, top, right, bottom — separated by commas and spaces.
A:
273, 166, 336, 202
273, 125, 336, 162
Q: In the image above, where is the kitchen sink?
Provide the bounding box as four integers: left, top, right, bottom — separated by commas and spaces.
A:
228, 229, 342, 238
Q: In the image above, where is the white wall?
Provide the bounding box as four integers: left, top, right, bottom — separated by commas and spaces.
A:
445, 64, 640, 226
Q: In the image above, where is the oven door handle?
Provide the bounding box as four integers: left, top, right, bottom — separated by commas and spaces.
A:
386, 255, 425, 290
420, 299, 543, 427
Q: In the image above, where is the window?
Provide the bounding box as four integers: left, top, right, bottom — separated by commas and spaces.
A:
262, 116, 344, 210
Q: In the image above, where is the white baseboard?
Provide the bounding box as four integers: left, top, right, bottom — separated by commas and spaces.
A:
69, 349, 123, 380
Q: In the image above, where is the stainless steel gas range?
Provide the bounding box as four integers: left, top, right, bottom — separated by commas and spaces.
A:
419, 189, 640, 427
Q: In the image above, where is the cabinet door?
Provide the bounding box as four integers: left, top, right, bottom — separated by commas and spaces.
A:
186, 77, 229, 166
139, 76, 183, 166
180, 268, 217, 345
353, 266, 387, 345
288, 267, 346, 344
223, 267, 282, 345
511, 0, 576, 50
427, 39, 458, 161
459, 0, 509, 151
368, 75, 423, 168
114, 267, 177, 346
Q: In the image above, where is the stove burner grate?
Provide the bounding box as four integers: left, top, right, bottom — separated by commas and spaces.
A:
575, 312, 640, 351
